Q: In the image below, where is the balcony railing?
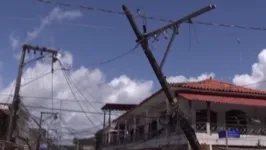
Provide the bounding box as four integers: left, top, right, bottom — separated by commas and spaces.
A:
103, 127, 167, 147
195, 122, 266, 135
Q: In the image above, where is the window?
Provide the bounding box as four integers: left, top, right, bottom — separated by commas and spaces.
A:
226, 109, 247, 134
196, 109, 217, 132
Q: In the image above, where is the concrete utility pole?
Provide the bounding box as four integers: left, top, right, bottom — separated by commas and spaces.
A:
36, 111, 58, 150
122, 5, 215, 150
73, 137, 80, 150
7, 44, 58, 143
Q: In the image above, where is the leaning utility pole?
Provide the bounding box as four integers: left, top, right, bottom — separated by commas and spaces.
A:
122, 5, 215, 150
7, 44, 58, 143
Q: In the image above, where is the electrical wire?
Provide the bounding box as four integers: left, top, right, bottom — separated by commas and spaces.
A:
1, 15, 113, 30
63, 70, 103, 124
60, 65, 97, 127
0, 77, 265, 108
20, 71, 52, 87
51, 68, 54, 113
58, 115, 77, 137
61, 67, 99, 112
89, 43, 139, 69
3, 82, 16, 104
192, 23, 201, 45
37, 0, 266, 32
0, 93, 106, 104
57, 59, 103, 123
1, 76, 266, 107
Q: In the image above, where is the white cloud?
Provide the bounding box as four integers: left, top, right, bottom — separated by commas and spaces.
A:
9, 35, 20, 50
167, 72, 215, 83
9, 7, 82, 50
233, 49, 266, 89
0, 51, 153, 138
0, 50, 217, 140
25, 7, 82, 42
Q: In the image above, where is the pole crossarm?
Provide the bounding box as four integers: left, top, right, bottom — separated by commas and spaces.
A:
141, 5, 216, 41
23, 44, 58, 55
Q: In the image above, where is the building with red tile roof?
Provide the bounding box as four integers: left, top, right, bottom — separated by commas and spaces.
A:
100, 78, 266, 150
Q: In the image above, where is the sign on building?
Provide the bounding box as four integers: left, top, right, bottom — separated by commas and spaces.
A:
218, 129, 240, 138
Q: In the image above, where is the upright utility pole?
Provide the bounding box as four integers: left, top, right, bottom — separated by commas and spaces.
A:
7, 44, 58, 143
36, 111, 58, 150
122, 5, 215, 150
6, 45, 26, 142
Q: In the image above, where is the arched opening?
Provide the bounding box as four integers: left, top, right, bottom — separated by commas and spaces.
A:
226, 109, 247, 134
196, 109, 217, 132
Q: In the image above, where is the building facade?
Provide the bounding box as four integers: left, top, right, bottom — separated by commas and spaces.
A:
0, 102, 30, 149
99, 78, 266, 150
75, 137, 96, 150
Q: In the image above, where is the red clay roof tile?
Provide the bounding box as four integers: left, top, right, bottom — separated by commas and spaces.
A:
170, 78, 266, 95
113, 79, 266, 122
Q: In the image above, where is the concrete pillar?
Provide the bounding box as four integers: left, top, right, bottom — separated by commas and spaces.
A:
117, 122, 120, 144
206, 102, 211, 135
124, 120, 127, 136
209, 144, 213, 150
108, 110, 111, 127
190, 101, 196, 129
157, 117, 160, 130
188, 143, 192, 150
133, 116, 136, 142
108, 132, 111, 144
144, 110, 149, 139
102, 133, 105, 144
103, 111, 106, 128
124, 119, 128, 143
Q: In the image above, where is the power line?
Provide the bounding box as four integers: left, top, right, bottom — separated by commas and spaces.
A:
60, 63, 97, 127
1, 15, 113, 30
26, 104, 120, 115
0, 77, 266, 104
63, 69, 100, 112
37, 0, 266, 32
0, 93, 106, 104
194, 20, 266, 31
89, 43, 139, 69
61, 62, 103, 124
21, 71, 52, 87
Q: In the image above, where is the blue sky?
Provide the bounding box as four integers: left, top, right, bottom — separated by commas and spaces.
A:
1, 0, 266, 88
2, 0, 266, 139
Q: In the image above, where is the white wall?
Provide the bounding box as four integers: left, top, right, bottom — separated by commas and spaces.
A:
108, 93, 266, 149
82, 145, 95, 150
189, 99, 266, 147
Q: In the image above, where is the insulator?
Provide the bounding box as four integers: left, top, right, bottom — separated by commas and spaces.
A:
34, 50, 36, 54
163, 30, 168, 39
137, 9, 141, 14
54, 114, 58, 120
153, 34, 159, 42
40, 51, 43, 55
